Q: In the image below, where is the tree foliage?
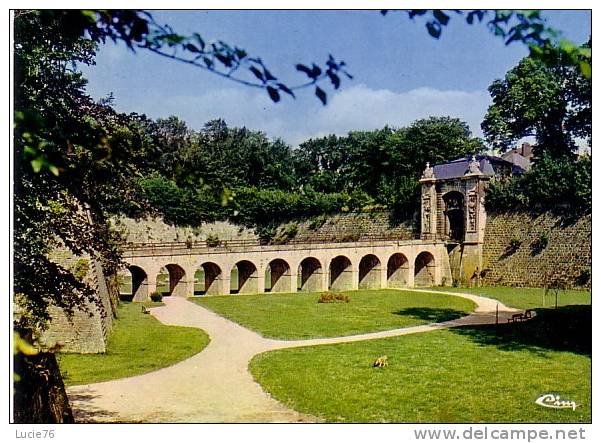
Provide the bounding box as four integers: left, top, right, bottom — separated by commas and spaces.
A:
485, 153, 591, 214
482, 43, 591, 158
14, 11, 156, 332
293, 117, 484, 214
134, 116, 482, 233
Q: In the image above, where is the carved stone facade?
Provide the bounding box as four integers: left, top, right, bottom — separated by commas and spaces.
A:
419, 159, 490, 244
419, 156, 494, 284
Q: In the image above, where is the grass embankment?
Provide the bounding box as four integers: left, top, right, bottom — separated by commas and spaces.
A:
58, 302, 209, 386
429, 286, 590, 309
191, 289, 475, 339
250, 304, 591, 423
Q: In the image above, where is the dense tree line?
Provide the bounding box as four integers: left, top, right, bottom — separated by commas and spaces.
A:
135, 116, 484, 231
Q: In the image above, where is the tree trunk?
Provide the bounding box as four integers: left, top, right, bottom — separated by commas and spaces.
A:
13, 351, 74, 423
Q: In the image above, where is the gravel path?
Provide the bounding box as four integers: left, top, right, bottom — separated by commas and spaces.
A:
67, 289, 522, 423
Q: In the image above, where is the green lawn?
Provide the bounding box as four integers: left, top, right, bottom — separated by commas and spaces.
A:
250, 305, 591, 423
57, 302, 210, 386
191, 289, 476, 339
429, 286, 591, 309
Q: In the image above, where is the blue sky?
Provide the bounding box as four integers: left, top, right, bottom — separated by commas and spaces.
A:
81, 10, 591, 146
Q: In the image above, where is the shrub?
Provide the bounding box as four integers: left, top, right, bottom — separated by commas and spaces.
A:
256, 225, 277, 245
317, 292, 350, 303
308, 214, 328, 230
70, 258, 90, 281
273, 222, 299, 244
504, 236, 522, 256
150, 291, 163, 302
205, 234, 220, 247
339, 232, 361, 242
230, 186, 350, 238
575, 267, 591, 287
530, 232, 548, 256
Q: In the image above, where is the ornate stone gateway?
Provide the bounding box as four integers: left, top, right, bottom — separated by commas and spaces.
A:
419, 154, 516, 285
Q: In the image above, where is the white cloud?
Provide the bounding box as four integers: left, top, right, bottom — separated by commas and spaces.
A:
306, 85, 491, 144
144, 84, 491, 147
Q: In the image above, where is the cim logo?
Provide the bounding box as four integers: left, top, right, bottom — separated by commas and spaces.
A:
535, 394, 577, 411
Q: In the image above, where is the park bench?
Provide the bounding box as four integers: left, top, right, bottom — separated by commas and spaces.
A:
508, 313, 524, 323
508, 309, 535, 323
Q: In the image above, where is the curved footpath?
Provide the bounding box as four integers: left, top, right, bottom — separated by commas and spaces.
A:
67, 290, 524, 423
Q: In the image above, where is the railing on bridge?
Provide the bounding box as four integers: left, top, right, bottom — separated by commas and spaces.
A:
122, 233, 435, 258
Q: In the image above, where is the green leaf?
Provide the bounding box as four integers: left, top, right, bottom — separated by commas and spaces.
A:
277, 83, 295, 98
263, 67, 277, 81
184, 43, 200, 53
23, 145, 37, 156
14, 332, 38, 356
579, 61, 591, 79
466, 11, 475, 25
215, 53, 232, 67
31, 157, 43, 173
296, 63, 312, 76
315, 86, 327, 105
267, 86, 280, 103
426, 22, 441, 39
432, 10, 450, 26
193, 33, 205, 50
311, 64, 322, 78
234, 47, 247, 59
249, 66, 265, 82
578, 47, 592, 58
48, 164, 60, 176
327, 71, 340, 89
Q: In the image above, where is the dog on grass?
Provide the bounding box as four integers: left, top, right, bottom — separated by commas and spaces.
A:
373, 356, 388, 367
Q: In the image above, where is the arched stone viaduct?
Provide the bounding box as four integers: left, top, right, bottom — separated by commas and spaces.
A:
122, 239, 453, 301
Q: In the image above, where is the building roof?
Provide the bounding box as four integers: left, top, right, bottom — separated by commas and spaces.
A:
501, 151, 531, 171
432, 154, 525, 180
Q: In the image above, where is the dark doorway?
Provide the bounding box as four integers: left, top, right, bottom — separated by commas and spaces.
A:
443, 191, 465, 241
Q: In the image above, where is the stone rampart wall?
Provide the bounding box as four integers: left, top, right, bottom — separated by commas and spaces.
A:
481, 212, 591, 288
39, 248, 115, 353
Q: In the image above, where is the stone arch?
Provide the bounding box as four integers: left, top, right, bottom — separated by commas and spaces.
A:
232, 260, 259, 294
118, 265, 148, 302
443, 190, 465, 241
195, 262, 223, 295
359, 254, 382, 289
387, 253, 409, 288
414, 251, 436, 287
298, 257, 324, 292
329, 255, 353, 291
267, 258, 292, 293
156, 263, 187, 297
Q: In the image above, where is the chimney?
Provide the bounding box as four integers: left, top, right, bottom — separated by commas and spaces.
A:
521, 142, 532, 158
